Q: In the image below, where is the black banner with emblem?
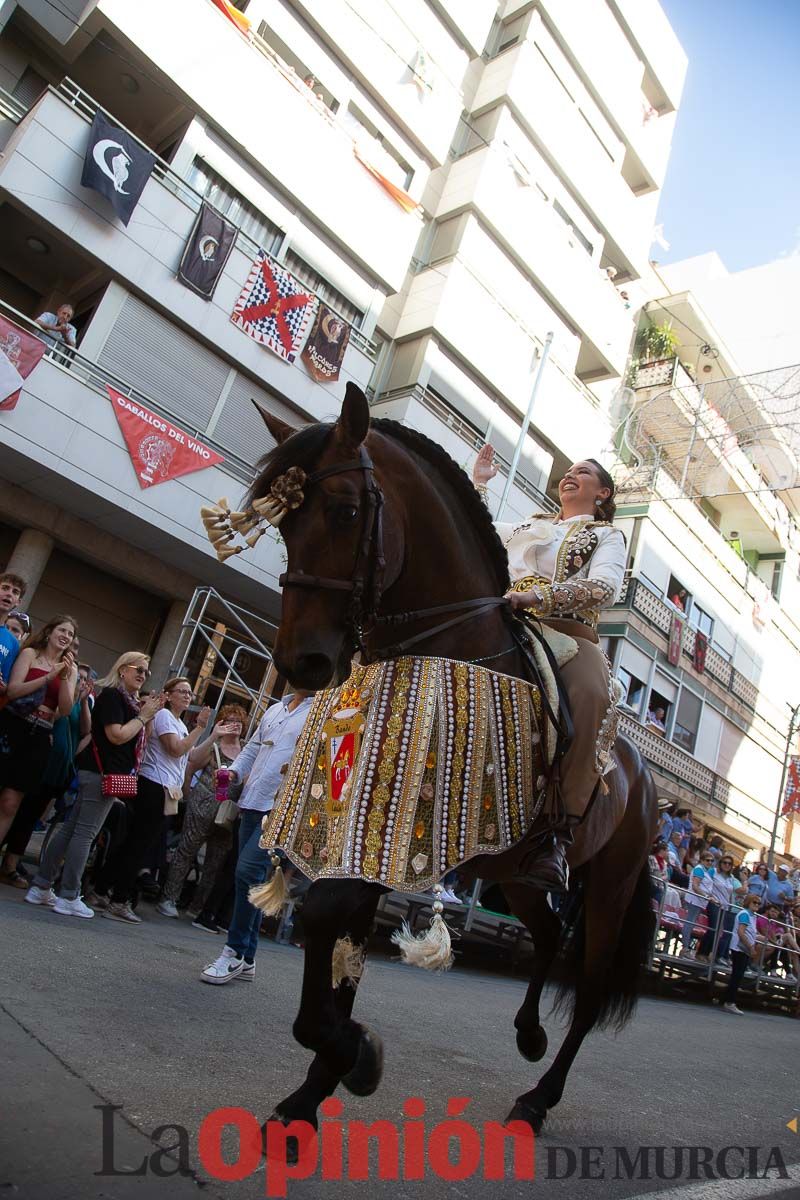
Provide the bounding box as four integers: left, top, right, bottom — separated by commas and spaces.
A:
301, 304, 352, 383
177, 201, 237, 300
80, 111, 156, 227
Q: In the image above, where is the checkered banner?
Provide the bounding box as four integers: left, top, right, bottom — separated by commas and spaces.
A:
782, 756, 800, 816
231, 252, 317, 364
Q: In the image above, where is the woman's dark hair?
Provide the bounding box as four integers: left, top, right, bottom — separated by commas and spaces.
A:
586, 458, 616, 523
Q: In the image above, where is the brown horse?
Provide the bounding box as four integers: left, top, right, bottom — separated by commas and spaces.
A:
250, 383, 657, 1139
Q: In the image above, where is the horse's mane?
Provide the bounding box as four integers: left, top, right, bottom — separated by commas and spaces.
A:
248, 417, 510, 593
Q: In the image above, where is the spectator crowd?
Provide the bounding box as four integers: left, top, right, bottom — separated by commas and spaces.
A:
649, 802, 800, 1013
0, 569, 313, 986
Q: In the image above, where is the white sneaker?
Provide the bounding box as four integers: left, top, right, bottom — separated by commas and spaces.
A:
439, 888, 461, 904
24, 885, 57, 907
200, 945, 245, 985
723, 1002, 744, 1014
157, 899, 179, 918
238, 961, 256, 983
104, 901, 142, 924
53, 895, 94, 919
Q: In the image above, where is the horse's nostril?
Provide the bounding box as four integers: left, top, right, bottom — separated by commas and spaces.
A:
292, 654, 334, 689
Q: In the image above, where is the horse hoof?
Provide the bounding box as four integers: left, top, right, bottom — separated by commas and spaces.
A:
516, 1026, 548, 1062
263, 1110, 316, 1166
341, 1026, 384, 1097
506, 1099, 545, 1135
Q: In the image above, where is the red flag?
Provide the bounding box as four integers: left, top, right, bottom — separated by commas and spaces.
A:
693, 630, 708, 674
353, 146, 419, 212
209, 0, 252, 35
667, 613, 684, 667
107, 386, 224, 488
782, 757, 800, 816
0, 315, 46, 411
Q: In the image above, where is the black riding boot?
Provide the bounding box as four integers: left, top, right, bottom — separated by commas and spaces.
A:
513, 822, 575, 894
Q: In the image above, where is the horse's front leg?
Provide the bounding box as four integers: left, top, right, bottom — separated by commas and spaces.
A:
270, 880, 384, 1131
502, 884, 562, 1063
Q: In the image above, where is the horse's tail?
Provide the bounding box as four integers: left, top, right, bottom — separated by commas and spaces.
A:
552, 859, 655, 1032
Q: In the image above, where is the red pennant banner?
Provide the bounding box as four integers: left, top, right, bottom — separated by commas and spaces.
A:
667, 613, 684, 667
0, 315, 47, 411
107, 386, 224, 488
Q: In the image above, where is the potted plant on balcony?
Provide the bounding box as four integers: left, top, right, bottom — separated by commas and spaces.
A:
637, 320, 679, 364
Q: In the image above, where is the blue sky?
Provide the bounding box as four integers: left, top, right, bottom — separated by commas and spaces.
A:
656, 0, 800, 272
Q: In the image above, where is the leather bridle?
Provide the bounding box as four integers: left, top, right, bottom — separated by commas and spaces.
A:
277, 445, 508, 662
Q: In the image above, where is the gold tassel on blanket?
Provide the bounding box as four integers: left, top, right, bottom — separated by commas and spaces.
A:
391, 886, 455, 971
249, 852, 287, 916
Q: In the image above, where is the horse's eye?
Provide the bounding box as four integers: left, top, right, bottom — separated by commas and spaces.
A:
335, 505, 359, 525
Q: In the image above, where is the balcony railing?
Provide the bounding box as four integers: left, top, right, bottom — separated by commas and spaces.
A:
24, 78, 377, 358
609, 576, 758, 710
0, 299, 255, 483
619, 712, 729, 810
631, 356, 678, 389
372, 384, 558, 513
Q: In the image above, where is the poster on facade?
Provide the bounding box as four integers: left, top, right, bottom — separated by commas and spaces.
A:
0, 315, 46, 411
231, 252, 317, 364
80, 111, 156, 227
301, 303, 352, 383
782, 756, 800, 816
667, 613, 684, 666
693, 630, 708, 673
107, 386, 224, 488
177, 202, 237, 300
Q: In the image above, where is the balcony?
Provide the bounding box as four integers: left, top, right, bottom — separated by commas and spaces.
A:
472, 39, 652, 277
92, 0, 423, 291
0, 300, 286, 607
618, 712, 727, 811
369, 383, 558, 519
608, 576, 758, 710
281, 0, 467, 164
437, 144, 633, 376
0, 83, 375, 417
395, 255, 613, 463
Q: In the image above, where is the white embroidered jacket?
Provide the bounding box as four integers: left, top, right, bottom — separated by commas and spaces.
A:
495, 513, 626, 629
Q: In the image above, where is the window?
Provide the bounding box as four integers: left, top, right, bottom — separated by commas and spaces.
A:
771, 560, 784, 601
672, 689, 702, 755
690, 602, 713, 639
553, 199, 594, 256
666, 574, 691, 614
645, 691, 671, 736
283, 250, 364, 328
616, 667, 646, 714
187, 159, 284, 254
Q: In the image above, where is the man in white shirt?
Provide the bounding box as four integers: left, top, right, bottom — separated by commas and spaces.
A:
35, 304, 77, 356
200, 690, 313, 984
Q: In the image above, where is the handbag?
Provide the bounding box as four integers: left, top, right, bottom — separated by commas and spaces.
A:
163, 785, 183, 816
91, 741, 137, 798
212, 744, 238, 831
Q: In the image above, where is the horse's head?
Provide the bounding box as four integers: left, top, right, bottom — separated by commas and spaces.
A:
250, 383, 402, 690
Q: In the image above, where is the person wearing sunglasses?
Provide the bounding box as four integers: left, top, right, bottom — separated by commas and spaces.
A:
680, 851, 715, 959
26, 652, 162, 918
696, 854, 738, 963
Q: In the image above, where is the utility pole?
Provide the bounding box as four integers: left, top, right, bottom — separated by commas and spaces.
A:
496, 332, 554, 520
768, 700, 800, 866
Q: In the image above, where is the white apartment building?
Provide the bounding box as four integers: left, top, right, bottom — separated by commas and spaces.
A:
0, 7, 691, 705
604, 252, 800, 863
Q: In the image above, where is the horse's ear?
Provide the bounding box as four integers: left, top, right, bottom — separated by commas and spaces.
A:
251, 398, 297, 445
334, 382, 370, 450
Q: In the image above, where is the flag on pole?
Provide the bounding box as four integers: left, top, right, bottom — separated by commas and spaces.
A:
301, 304, 351, 383
80, 111, 156, 227
231, 252, 317, 364
782, 756, 800, 816
177, 202, 237, 300
0, 315, 46, 411
107, 386, 224, 488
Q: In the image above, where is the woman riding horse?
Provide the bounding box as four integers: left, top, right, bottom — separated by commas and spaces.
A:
473, 446, 626, 893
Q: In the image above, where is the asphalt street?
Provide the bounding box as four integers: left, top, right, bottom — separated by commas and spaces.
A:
0, 883, 798, 1200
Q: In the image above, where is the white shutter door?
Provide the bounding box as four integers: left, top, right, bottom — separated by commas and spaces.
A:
97, 294, 229, 430
213, 374, 306, 466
